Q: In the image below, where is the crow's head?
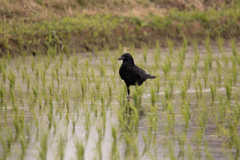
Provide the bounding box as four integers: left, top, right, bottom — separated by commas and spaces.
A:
118, 53, 135, 64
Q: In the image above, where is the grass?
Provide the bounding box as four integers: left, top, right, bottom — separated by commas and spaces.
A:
1, 1, 240, 56
1, 1, 240, 159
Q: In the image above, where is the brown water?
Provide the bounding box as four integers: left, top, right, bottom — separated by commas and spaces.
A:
0, 45, 240, 160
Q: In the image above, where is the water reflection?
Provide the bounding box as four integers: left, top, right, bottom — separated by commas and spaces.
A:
118, 98, 146, 159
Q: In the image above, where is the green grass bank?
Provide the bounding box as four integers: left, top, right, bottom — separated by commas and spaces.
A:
0, 0, 240, 56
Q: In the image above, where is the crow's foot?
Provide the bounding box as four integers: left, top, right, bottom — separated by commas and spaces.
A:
126, 95, 132, 99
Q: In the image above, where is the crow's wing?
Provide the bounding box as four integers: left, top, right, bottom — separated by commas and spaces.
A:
128, 65, 146, 76
126, 65, 150, 85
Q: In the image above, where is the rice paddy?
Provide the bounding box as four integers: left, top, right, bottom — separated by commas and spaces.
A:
0, 39, 240, 160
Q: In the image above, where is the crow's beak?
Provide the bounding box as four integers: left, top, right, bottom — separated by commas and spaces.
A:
118, 56, 124, 60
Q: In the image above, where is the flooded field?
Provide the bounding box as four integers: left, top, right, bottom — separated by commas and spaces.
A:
0, 41, 240, 160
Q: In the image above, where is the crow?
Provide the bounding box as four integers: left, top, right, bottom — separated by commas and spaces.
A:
118, 53, 157, 96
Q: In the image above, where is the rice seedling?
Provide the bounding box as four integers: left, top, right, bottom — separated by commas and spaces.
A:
111, 125, 119, 160
111, 56, 118, 74
7, 69, 15, 92
182, 35, 188, 51
155, 78, 160, 93
210, 83, 216, 101
216, 59, 222, 86
1, 31, 240, 160
141, 133, 150, 156
6, 51, 11, 63
217, 36, 224, 54
154, 40, 161, 65
19, 133, 28, 160
132, 85, 143, 106
75, 139, 85, 160
191, 62, 197, 78
99, 64, 106, 77
225, 78, 233, 101
231, 56, 238, 85
162, 56, 171, 78
96, 125, 103, 160
0, 84, 5, 107
181, 100, 191, 128
203, 73, 208, 88
57, 134, 67, 160
0, 129, 13, 159
222, 52, 229, 66
205, 37, 213, 70
95, 77, 102, 94
91, 68, 96, 81
228, 119, 240, 152
38, 131, 48, 160
204, 142, 214, 160
179, 81, 188, 101
164, 85, 172, 103
150, 84, 156, 106
147, 105, 158, 135
10, 89, 18, 113
142, 43, 149, 63
231, 38, 238, 58
193, 41, 200, 64
84, 108, 91, 141
186, 71, 191, 89
104, 46, 110, 62
176, 51, 184, 77
2, 67, 6, 82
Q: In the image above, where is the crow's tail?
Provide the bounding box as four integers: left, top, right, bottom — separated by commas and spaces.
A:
148, 75, 157, 79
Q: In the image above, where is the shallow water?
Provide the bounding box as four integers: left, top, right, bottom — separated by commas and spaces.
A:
0, 45, 240, 160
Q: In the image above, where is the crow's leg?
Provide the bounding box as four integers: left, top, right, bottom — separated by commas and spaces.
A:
124, 83, 130, 95
126, 85, 131, 99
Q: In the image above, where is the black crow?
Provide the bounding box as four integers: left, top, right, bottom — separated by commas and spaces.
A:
118, 53, 157, 96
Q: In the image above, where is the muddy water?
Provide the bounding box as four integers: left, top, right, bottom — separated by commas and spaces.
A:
0, 45, 240, 160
